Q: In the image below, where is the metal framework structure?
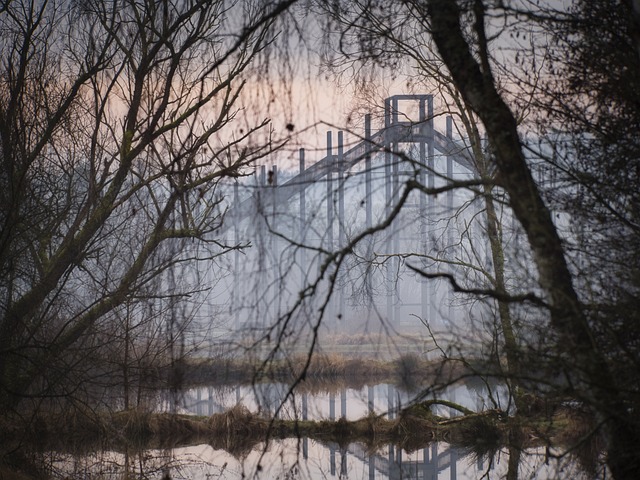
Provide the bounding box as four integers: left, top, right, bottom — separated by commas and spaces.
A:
223, 94, 477, 333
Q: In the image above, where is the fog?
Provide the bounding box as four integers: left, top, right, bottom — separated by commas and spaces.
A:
179, 95, 507, 357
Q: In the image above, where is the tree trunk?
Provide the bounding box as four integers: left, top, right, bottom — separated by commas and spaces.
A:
425, 0, 640, 477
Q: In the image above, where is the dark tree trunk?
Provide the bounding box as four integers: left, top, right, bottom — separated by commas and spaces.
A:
425, 0, 640, 477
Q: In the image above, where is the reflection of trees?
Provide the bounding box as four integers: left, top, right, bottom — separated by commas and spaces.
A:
35, 436, 576, 479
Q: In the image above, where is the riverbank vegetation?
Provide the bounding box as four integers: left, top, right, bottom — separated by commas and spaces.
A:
1, 395, 599, 479
0, 349, 599, 478
181, 351, 467, 387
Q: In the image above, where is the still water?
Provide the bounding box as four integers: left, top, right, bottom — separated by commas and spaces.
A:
41, 382, 597, 479
47, 437, 590, 479
176, 380, 511, 420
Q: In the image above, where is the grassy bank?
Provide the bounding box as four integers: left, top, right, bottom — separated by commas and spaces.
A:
1, 349, 597, 478
1, 399, 594, 458
180, 351, 481, 390
0, 394, 601, 479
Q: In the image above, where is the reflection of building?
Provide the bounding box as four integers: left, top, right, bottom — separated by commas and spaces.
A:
181, 382, 411, 419
328, 441, 474, 480
178, 379, 515, 479
180, 378, 509, 420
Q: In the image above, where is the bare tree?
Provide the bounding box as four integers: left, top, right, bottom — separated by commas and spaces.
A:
423, 0, 640, 477
291, 0, 532, 413
247, 0, 640, 477
0, 0, 295, 415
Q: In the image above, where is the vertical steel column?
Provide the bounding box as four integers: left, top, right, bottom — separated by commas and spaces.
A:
392, 96, 399, 124
477, 449, 484, 471
299, 149, 306, 231
431, 443, 438, 475
271, 165, 278, 226
259, 164, 266, 229
299, 148, 306, 284
423, 446, 432, 479
391, 97, 401, 324
364, 114, 373, 301
449, 447, 458, 480
365, 114, 372, 229
258, 165, 266, 328
233, 181, 240, 329
326, 131, 334, 249
326, 132, 334, 322
384, 98, 394, 324
302, 392, 308, 420
427, 96, 437, 326
389, 445, 396, 472
337, 131, 345, 328
384, 99, 392, 216
330, 444, 336, 476
391, 96, 400, 208
340, 450, 347, 478
271, 164, 278, 319
446, 116, 454, 324
446, 117, 454, 205
338, 132, 345, 247
420, 97, 429, 324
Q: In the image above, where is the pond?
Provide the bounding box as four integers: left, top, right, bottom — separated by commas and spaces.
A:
42, 438, 591, 479
28, 380, 600, 479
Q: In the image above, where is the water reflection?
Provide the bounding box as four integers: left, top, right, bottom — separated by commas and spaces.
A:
41, 440, 589, 479
26, 380, 593, 478
178, 380, 510, 421
330, 442, 463, 479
